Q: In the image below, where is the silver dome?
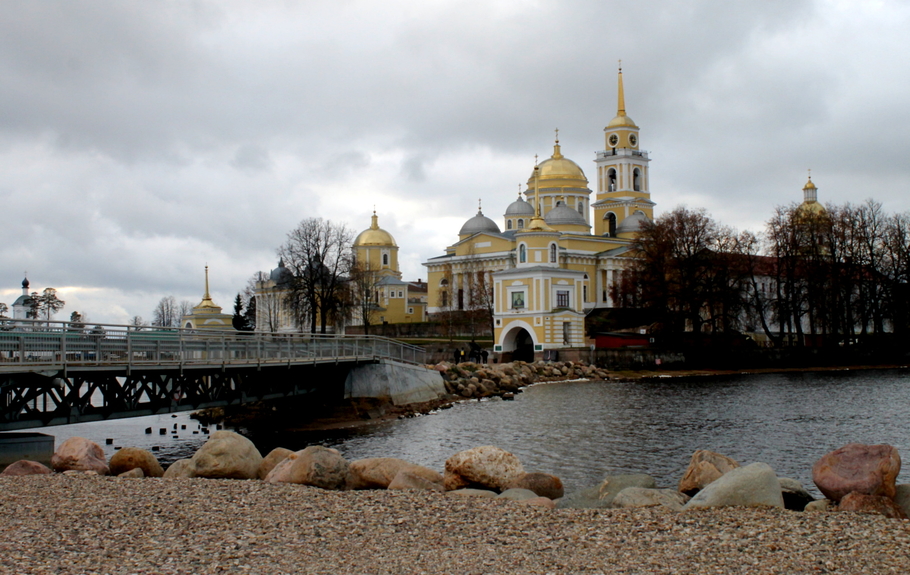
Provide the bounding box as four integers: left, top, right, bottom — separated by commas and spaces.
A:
505, 197, 534, 216
616, 211, 649, 234
544, 203, 588, 227
459, 210, 501, 236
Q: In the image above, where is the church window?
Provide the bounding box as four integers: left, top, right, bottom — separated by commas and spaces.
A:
398, 291, 403, 298
633, 168, 641, 192
556, 290, 569, 308
507, 220, 513, 230
605, 212, 617, 236
549, 243, 557, 263
583, 285, 588, 302
517, 219, 524, 229
457, 288, 464, 310
563, 322, 571, 345
382, 254, 389, 266
608, 169, 617, 192
441, 291, 448, 307
519, 244, 527, 263
577, 200, 584, 215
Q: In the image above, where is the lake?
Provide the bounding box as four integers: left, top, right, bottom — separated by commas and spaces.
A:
21, 368, 910, 496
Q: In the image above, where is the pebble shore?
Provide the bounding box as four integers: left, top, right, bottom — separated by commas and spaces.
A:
3, 475, 910, 574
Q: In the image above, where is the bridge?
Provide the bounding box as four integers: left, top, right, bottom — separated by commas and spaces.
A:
0, 320, 426, 431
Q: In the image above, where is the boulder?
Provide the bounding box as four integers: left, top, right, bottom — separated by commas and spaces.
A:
804, 499, 833, 512
163, 459, 196, 479
779, 477, 815, 511
264, 446, 351, 490
350, 457, 442, 489
684, 462, 784, 509
258, 448, 294, 480
445, 488, 498, 499
191, 431, 262, 480
894, 484, 910, 518
388, 470, 445, 492
117, 468, 145, 479
496, 488, 540, 502
678, 450, 740, 496
837, 492, 907, 519
0, 460, 53, 477
109, 447, 163, 478
812, 443, 901, 502
612, 487, 690, 511
444, 446, 524, 492
557, 474, 656, 509
51, 437, 110, 475
520, 497, 557, 509
506, 472, 564, 500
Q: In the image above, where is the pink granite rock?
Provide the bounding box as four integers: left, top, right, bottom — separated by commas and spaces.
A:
678, 450, 739, 496
191, 431, 262, 479
0, 460, 53, 477
109, 447, 163, 478
837, 491, 907, 519
444, 445, 524, 492
264, 446, 351, 490
387, 470, 445, 492
349, 457, 442, 489
506, 472, 564, 499
258, 447, 294, 479
812, 443, 901, 502
51, 437, 109, 475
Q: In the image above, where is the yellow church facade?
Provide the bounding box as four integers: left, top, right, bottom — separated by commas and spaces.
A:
423, 68, 655, 360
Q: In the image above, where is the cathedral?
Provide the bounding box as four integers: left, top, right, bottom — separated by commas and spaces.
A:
422, 67, 655, 360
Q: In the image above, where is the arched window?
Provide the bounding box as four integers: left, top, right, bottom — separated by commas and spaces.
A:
549, 243, 557, 263
633, 168, 641, 192
577, 200, 584, 215
519, 244, 527, 263
382, 253, 389, 266
517, 219, 524, 229
607, 169, 617, 192
605, 212, 617, 236
507, 219, 513, 230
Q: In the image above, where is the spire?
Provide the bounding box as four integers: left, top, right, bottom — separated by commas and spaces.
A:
370, 209, 379, 230
204, 265, 212, 301
552, 128, 563, 159
617, 60, 626, 117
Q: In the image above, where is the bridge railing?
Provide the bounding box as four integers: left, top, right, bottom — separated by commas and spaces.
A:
0, 319, 426, 370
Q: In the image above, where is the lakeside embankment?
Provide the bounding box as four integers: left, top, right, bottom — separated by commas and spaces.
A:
2, 475, 910, 574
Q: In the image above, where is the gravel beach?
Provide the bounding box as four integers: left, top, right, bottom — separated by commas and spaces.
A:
2, 475, 910, 574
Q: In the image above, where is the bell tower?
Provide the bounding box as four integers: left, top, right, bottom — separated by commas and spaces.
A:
592, 64, 655, 237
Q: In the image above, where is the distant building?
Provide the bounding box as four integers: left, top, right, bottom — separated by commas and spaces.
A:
180, 266, 234, 331
11, 277, 33, 320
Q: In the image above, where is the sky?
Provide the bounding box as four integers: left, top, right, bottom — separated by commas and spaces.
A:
2, 0, 910, 325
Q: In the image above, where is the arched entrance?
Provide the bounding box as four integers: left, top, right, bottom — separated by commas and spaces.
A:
501, 325, 535, 363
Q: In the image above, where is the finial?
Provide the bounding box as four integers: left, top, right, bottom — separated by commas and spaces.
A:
518, 183, 522, 197
555, 128, 559, 144
618, 59, 622, 72
808, 168, 812, 181
534, 154, 538, 166
478, 198, 482, 213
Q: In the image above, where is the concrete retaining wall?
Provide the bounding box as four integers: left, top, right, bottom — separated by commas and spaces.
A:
344, 360, 447, 405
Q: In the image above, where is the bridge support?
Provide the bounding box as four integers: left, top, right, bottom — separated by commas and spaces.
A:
344, 360, 446, 405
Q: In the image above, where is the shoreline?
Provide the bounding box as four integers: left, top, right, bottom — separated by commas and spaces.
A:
3, 475, 909, 574
214, 361, 910, 434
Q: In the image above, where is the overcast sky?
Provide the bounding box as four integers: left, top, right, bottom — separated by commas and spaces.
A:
2, 0, 909, 324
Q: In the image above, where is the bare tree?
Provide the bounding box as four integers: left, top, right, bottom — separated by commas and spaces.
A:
152, 295, 179, 327
177, 300, 193, 326
278, 218, 354, 334
349, 260, 382, 334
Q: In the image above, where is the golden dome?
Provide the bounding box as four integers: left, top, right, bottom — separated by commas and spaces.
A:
803, 178, 817, 190
354, 212, 397, 247
527, 141, 588, 186
607, 113, 638, 128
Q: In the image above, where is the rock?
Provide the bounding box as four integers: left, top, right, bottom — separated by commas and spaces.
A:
191, 431, 262, 480
51, 437, 110, 475
496, 488, 540, 501
612, 487, 690, 511
258, 448, 294, 480
506, 472, 564, 499
678, 450, 740, 496
779, 477, 815, 511
812, 443, 901, 502
684, 462, 784, 509
445, 488, 498, 499
163, 459, 196, 479
349, 457, 442, 489
804, 499, 833, 512
557, 474, 656, 509
388, 470, 445, 492
0, 460, 53, 477
837, 492, 908, 519
520, 497, 557, 509
109, 447, 164, 478
894, 484, 910, 518
117, 468, 145, 478
264, 446, 351, 490
444, 446, 524, 492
